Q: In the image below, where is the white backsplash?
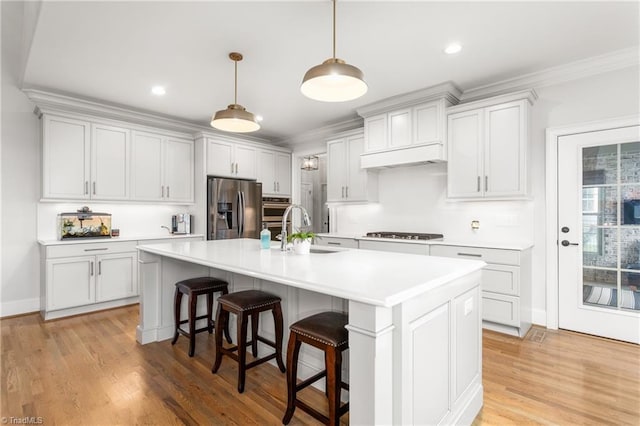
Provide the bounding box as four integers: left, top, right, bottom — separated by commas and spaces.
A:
37, 202, 197, 241
334, 163, 535, 243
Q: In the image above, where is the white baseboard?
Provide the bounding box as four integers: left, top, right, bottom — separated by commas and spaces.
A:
0, 297, 41, 318
532, 308, 547, 327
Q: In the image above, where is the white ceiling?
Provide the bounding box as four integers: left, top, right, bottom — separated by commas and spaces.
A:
21, 1, 639, 142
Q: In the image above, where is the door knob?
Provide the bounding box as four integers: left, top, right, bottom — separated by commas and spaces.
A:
561, 226, 570, 233
561, 240, 579, 247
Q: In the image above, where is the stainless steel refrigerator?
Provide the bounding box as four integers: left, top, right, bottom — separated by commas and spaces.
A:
207, 177, 262, 240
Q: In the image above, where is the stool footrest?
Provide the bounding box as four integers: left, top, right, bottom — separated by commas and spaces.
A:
295, 400, 349, 424
296, 371, 326, 392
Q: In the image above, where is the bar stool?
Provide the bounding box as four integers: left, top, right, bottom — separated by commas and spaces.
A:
211, 289, 286, 393
282, 311, 349, 426
171, 277, 231, 357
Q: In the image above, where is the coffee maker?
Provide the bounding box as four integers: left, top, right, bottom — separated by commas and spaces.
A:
171, 214, 191, 234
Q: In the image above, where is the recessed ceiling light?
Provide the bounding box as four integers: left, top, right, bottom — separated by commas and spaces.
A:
151, 86, 166, 96
444, 43, 462, 55
256, 115, 264, 122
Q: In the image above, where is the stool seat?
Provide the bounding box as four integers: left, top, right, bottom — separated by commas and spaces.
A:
217, 289, 282, 311
283, 311, 349, 425
176, 277, 229, 293
171, 277, 231, 357
290, 312, 348, 348
212, 289, 286, 393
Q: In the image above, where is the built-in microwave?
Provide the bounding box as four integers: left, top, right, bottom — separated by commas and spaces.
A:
262, 197, 291, 241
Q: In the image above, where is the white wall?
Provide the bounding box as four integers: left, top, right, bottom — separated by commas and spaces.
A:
332, 65, 640, 325
1, 1, 42, 315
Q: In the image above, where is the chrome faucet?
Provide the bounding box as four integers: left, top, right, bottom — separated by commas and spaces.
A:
281, 204, 311, 251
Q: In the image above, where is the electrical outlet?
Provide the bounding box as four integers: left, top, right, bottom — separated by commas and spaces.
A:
471, 220, 480, 230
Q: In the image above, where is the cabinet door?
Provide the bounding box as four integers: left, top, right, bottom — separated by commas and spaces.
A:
130, 132, 163, 201
484, 101, 527, 197
95, 252, 137, 302
91, 124, 130, 200
206, 139, 234, 177
346, 136, 367, 201
388, 109, 412, 148
257, 150, 276, 194
275, 152, 291, 196
327, 139, 347, 201
46, 257, 94, 310
42, 115, 91, 199
164, 137, 194, 202
364, 114, 387, 152
234, 145, 257, 179
414, 101, 442, 145
447, 110, 484, 198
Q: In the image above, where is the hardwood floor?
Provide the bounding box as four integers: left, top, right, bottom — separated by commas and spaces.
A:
1, 305, 638, 425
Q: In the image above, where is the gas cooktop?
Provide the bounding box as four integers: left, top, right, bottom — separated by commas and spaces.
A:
364, 232, 444, 241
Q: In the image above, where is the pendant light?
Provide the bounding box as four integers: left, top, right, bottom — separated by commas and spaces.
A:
301, 0, 367, 102
301, 155, 319, 171
211, 52, 260, 133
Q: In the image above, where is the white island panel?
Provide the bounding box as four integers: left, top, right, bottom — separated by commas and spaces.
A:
136, 238, 485, 425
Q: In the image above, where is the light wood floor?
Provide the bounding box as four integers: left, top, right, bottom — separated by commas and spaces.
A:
1, 305, 638, 425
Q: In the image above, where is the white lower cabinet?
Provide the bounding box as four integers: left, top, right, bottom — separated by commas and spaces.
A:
430, 244, 532, 337
314, 235, 359, 249
42, 241, 139, 320
359, 239, 429, 255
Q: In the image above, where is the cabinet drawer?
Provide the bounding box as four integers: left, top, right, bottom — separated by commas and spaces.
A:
315, 236, 359, 249
46, 241, 138, 258
430, 244, 520, 266
482, 292, 519, 326
359, 240, 429, 255
482, 265, 520, 296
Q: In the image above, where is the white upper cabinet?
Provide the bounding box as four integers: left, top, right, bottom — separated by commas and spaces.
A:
258, 149, 291, 197
43, 115, 130, 201
130, 132, 163, 200
357, 83, 461, 169
91, 123, 130, 200
163, 137, 194, 202
447, 90, 536, 200
43, 115, 91, 200
327, 129, 377, 203
130, 131, 194, 203
206, 138, 257, 180
41, 112, 194, 203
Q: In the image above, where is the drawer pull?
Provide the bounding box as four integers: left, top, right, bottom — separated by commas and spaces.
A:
84, 248, 108, 252
458, 252, 482, 257
327, 242, 342, 246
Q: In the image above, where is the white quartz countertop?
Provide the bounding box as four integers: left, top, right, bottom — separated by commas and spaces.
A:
137, 238, 485, 308
38, 233, 204, 246
315, 233, 533, 251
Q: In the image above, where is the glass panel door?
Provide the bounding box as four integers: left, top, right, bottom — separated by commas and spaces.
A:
582, 142, 640, 312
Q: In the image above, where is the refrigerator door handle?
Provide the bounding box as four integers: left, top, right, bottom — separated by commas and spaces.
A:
237, 191, 245, 237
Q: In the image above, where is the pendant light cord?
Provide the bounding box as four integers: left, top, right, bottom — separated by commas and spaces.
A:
332, 0, 336, 59
234, 59, 238, 104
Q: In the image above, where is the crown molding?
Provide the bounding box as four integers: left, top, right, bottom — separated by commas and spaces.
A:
356, 81, 462, 117
275, 116, 364, 148
460, 47, 639, 102
23, 88, 272, 144
448, 89, 538, 114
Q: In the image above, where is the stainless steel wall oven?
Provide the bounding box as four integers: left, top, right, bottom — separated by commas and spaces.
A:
262, 197, 291, 241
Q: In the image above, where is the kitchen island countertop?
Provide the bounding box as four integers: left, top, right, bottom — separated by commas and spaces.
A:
136, 238, 485, 307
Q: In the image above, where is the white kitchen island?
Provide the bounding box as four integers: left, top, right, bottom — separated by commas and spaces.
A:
136, 238, 485, 425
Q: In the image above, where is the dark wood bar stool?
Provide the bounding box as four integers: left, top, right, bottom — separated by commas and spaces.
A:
171, 277, 231, 357
282, 311, 349, 426
211, 289, 286, 393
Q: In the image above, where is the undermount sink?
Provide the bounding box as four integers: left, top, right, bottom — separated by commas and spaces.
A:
309, 247, 340, 254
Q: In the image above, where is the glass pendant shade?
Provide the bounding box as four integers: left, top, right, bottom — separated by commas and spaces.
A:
211, 104, 260, 133
301, 58, 368, 102
301, 155, 319, 171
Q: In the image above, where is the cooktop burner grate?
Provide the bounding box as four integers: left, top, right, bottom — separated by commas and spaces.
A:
364, 232, 444, 241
